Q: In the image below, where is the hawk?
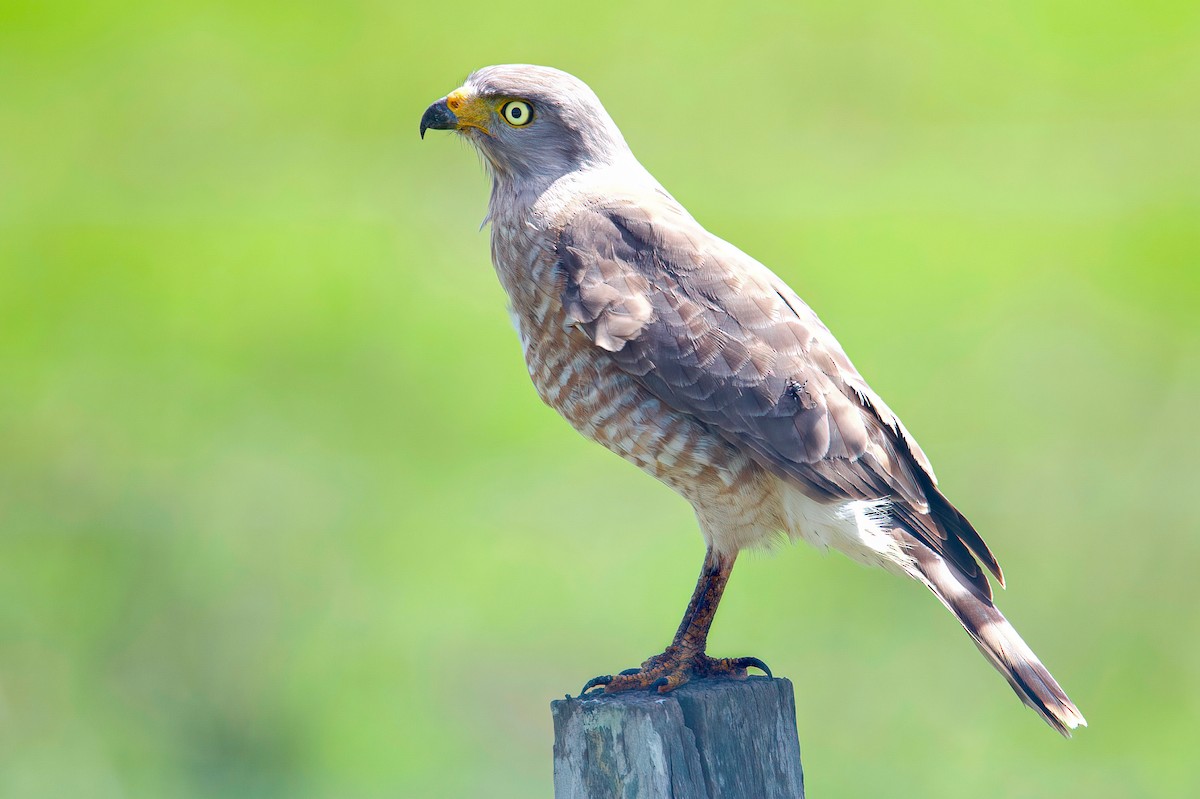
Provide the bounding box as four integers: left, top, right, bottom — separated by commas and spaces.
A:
420, 64, 1085, 735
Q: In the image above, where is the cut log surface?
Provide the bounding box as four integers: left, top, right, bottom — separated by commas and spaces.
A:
551, 676, 804, 799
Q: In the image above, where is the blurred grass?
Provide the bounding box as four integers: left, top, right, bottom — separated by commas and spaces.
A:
1, 1, 1198, 796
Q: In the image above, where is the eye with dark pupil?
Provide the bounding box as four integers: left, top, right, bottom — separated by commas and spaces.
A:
503, 101, 532, 126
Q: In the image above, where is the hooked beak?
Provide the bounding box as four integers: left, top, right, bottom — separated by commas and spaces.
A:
420, 98, 458, 139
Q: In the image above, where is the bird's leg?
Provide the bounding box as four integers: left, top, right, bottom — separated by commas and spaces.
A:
580, 548, 771, 695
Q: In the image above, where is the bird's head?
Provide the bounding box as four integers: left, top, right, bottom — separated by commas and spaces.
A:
420, 65, 631, 184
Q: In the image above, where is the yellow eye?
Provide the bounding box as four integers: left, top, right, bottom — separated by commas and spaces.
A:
500, 100, 533, 127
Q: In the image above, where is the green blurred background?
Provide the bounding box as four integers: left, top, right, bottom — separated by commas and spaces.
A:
2, 1, 1198, 796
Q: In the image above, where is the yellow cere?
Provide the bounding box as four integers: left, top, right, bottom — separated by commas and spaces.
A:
445, 89, 493, 136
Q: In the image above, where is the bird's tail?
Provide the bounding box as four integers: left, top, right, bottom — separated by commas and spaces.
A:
907, 548, 1087, 737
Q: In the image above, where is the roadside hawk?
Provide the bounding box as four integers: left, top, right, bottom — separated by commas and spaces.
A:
420, 64, 1085, 735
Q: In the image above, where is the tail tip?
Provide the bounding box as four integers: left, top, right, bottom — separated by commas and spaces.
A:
1049, 705, 1087, 738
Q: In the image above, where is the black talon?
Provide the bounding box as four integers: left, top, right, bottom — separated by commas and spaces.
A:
738, 656, 773, 679
649, 676, 669, 693
579, 675, 614, 696
619, 668, 641, 676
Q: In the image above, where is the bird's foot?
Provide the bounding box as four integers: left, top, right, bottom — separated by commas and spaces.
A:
578, 646, 771, 696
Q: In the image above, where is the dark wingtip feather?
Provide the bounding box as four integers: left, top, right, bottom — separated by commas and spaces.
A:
855, 391, 1006, 594
926, 486, 1005, 586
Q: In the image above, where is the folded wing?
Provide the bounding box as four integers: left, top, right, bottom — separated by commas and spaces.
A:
556, 195, 1002, 598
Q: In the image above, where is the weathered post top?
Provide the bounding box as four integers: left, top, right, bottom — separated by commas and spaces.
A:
551, 677, 804, 799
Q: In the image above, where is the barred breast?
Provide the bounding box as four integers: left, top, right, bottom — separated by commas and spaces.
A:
489, 204, 782, 553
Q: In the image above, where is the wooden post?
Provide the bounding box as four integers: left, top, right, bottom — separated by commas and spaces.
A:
551, 677, 804, 799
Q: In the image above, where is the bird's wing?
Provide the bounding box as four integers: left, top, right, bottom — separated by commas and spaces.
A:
556, 194, 1002, 597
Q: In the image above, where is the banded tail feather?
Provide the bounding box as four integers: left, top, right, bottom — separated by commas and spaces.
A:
908, 546, 1087, 736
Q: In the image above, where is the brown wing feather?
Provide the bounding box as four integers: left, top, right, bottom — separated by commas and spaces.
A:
556, 197, 1002, 597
